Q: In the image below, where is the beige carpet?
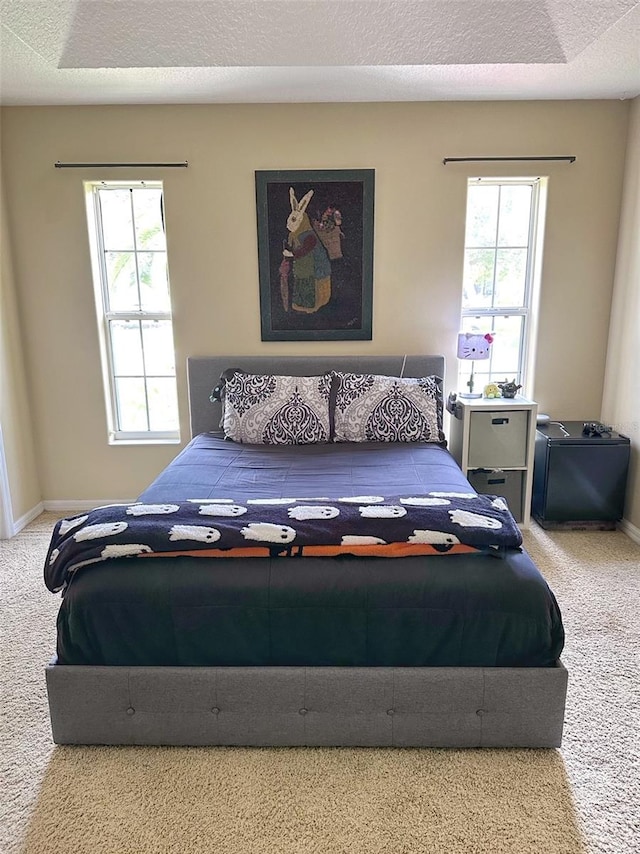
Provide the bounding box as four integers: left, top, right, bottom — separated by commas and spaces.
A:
1, 512, 638, 854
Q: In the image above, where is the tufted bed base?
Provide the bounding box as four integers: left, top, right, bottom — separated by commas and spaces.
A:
46, 661, 568, 747
44, 355, 568, 748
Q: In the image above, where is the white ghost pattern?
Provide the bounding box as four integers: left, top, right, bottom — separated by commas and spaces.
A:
94, 503, 136, 510
58, 515, 89, 536
359, 505, 406, 519
198, 504, 247, 517
240, 523, 296, 544
400, 497, 451, 506
169, 525, 221, 543
288, 506, 340, 521
126, 504, 180, 516
449, 509, 502, 530
338, 496, 385, 504
429, 492, 477, 499
74, 522, 128, 541
188, 498, 234, 503
247, 498, 298, 505
48, 548, 60, 565
341, 535, 387, 546
408, 530, 461, 546
491, 497, 509, 512
101, 544, 153, 558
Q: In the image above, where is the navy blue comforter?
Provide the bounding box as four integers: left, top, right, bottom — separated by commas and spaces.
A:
54, 435, 564, 667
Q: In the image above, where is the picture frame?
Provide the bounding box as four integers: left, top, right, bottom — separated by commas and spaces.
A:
255, 169, 374, 341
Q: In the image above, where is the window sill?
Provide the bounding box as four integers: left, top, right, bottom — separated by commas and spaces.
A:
108, 437, 182, 447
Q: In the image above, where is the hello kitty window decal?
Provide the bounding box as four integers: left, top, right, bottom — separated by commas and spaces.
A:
256, 169, 374, 341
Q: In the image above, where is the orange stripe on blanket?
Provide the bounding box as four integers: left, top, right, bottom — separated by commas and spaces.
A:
139, 543, 481, 559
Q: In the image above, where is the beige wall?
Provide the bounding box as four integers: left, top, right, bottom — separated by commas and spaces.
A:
0, 101, 629, 501
0, 159, 41, 522
602, 96, 640, 533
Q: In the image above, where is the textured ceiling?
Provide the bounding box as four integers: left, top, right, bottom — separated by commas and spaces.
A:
1, 0, 639, 104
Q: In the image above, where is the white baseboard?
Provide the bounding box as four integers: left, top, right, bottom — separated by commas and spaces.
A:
43, 499, 136, 514
12, 501, 45, 535
6, 500, 136, 537
618, 517, 640, 546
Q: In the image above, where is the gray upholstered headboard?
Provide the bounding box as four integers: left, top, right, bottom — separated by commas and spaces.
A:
187, 355, 446, 438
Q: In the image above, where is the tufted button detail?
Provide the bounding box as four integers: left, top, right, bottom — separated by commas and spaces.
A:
386, 709, 395, 716
299, 708, 308, 716
211, 707, 220, 715
126, 707, 135, 716
476, 709, 486, 717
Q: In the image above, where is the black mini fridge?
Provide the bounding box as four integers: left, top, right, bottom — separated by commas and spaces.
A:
532, 421, 630, 528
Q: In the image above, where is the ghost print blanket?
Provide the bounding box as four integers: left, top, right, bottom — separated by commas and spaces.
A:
44, 492, 523, 593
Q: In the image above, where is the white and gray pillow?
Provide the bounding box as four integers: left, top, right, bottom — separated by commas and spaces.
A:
332, 372, 445, 444
223, 373, 332, 444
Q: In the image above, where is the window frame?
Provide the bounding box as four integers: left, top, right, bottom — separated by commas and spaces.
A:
84, 180, 180, 445
459, 176, 546, 394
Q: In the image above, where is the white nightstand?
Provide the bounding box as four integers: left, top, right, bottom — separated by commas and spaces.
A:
448, 395, 538, 528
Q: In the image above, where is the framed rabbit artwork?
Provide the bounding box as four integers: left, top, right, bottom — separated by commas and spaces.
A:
256, 169, 374, 340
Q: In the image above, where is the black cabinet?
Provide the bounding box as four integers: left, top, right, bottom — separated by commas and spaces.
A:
532, 421, 630, 529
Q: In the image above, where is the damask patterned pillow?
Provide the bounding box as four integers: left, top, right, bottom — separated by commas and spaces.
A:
223, 373, 332, 444
332, 372, 445, 444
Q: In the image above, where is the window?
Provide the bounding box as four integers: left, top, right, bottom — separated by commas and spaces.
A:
459, 177, 546, 394
85, 181, 179, 443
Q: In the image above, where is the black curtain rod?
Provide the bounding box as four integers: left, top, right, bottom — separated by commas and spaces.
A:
54, 161, 188, 168
443, 156, 575, 165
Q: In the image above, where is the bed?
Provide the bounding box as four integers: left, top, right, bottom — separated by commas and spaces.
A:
44, 355, 567, 747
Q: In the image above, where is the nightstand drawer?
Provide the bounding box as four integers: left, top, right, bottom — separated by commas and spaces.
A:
468, 469, 524, 522
468, 410, 529, 468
